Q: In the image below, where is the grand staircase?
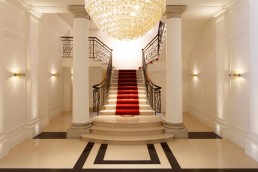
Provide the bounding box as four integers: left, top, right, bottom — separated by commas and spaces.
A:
100, 69, 155, 116
81, 69, 174, 144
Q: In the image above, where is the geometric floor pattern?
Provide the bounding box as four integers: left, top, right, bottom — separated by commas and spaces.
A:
0, 112, 258, 172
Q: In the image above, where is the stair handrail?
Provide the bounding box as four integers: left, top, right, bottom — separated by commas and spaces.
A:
142, 21, 166, 64
61, 36, 112, 64
92, 54, 112, 114
88, 37, 112, 63
141, 21, 166, 114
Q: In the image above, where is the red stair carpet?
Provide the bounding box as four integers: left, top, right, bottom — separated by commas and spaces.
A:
115, 70, 140, 115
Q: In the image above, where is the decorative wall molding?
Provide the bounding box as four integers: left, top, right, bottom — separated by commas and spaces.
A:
246, 135, 258, 161
0, 135, 8, 158
26, 118, 41, 138
230, 124, 249, 148
6, 124, 26, 152
214, 118, 230, 138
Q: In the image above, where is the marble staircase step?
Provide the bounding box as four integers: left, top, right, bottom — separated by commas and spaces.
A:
107, 98, 149, 105
81, 133, 174, 144
90, 125, 165, 135
100, 109, 155, 115
104, 104, 152, 110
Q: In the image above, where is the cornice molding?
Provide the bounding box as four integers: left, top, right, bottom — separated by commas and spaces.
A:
68, 5, 89, 19
165, 5, 187, 19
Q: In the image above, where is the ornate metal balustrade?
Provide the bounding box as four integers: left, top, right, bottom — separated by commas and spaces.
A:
61, 36, 112, 64
141, 21, 166, 114
142, 21, 166, 64
92, 57, 112, 114
88, 37, 112, 63
61, 36, 73, 57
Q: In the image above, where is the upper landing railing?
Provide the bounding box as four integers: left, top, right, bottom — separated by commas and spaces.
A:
61, 36, 112, 64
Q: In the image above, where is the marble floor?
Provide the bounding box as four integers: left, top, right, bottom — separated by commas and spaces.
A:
0, 112, 258, 172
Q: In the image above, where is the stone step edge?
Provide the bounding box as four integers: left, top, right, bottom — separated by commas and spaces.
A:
91, 125, 165, 132
81, 133, 174, 144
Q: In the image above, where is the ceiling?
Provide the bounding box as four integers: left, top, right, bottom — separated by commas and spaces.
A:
21, 0, 234, 60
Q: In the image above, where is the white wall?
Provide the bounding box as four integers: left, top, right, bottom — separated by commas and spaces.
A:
0, 0, 71, 158
187, 0, 251, 149
188, 18, 218, 126
0, 0, 27, 158
45, 14, 71, 119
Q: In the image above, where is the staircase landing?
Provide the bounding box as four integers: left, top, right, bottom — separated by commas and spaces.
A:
81, 115, 174, 144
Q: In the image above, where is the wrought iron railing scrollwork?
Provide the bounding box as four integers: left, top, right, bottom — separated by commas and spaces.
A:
92, 57, 112, 114
61, 36, 112, 64
143, 21, 166, 64
88, 37, 112, 64
141, 21, 166, 114
61, 36, 73, 57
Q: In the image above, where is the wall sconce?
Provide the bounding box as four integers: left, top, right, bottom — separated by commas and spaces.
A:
51, 73, 60, 77
229, 73, 241, 78
189, 73, 198, 77
13, 73, 26, 77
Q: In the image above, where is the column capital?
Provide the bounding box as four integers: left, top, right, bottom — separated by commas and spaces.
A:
68, 5, 89, 19
165, 5, 187, 19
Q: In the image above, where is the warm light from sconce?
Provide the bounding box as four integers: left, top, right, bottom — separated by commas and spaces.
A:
229, 73, 241, 78
51, 73, 60, 77
189, 73, 198, 77
13, 73, 26, 77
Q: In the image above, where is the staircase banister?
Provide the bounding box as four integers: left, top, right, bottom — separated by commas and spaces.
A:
88, 37, 113, 53
142, 67, 161, 90
142, 34, 158, 53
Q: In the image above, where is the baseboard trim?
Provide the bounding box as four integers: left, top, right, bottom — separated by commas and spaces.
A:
0, 135, 9, 159
245, 136, 258, 162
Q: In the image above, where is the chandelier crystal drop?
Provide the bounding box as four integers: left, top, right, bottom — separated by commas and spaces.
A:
85, 0, 166, 40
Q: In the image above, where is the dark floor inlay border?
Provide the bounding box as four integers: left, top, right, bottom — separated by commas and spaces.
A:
94, 144, 160, 164
33, 132, 67, 139
161, 142, 181, 171
74, 142, 94, 170
188, 132, 222, 139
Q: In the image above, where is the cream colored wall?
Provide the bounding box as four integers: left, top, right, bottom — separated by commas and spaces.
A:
187, 0, 251, 149
0, 0, 27, 158
0, 0, 71, 158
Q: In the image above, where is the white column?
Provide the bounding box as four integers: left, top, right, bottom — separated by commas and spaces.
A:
25, 11, 42, 138
163, 5, 188, 138
67, 5, 91, 138
246, 0, 258, 162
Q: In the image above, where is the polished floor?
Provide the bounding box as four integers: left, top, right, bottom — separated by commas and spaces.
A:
0, 112, 258, 172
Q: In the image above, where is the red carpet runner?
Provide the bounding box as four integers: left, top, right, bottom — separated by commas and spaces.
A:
115, 70, 140, 115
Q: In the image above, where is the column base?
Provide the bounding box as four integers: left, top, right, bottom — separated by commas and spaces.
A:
67, 121, 92, 139
163, 121, 188, 138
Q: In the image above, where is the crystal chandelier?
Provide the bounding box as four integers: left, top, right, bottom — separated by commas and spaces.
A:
85, 0, 166, 40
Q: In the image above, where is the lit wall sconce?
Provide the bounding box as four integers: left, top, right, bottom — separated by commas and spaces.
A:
51, 73, 60, 77
13, 73, 26, 77
189, 73, 198, 77
229, 73, 241, 78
